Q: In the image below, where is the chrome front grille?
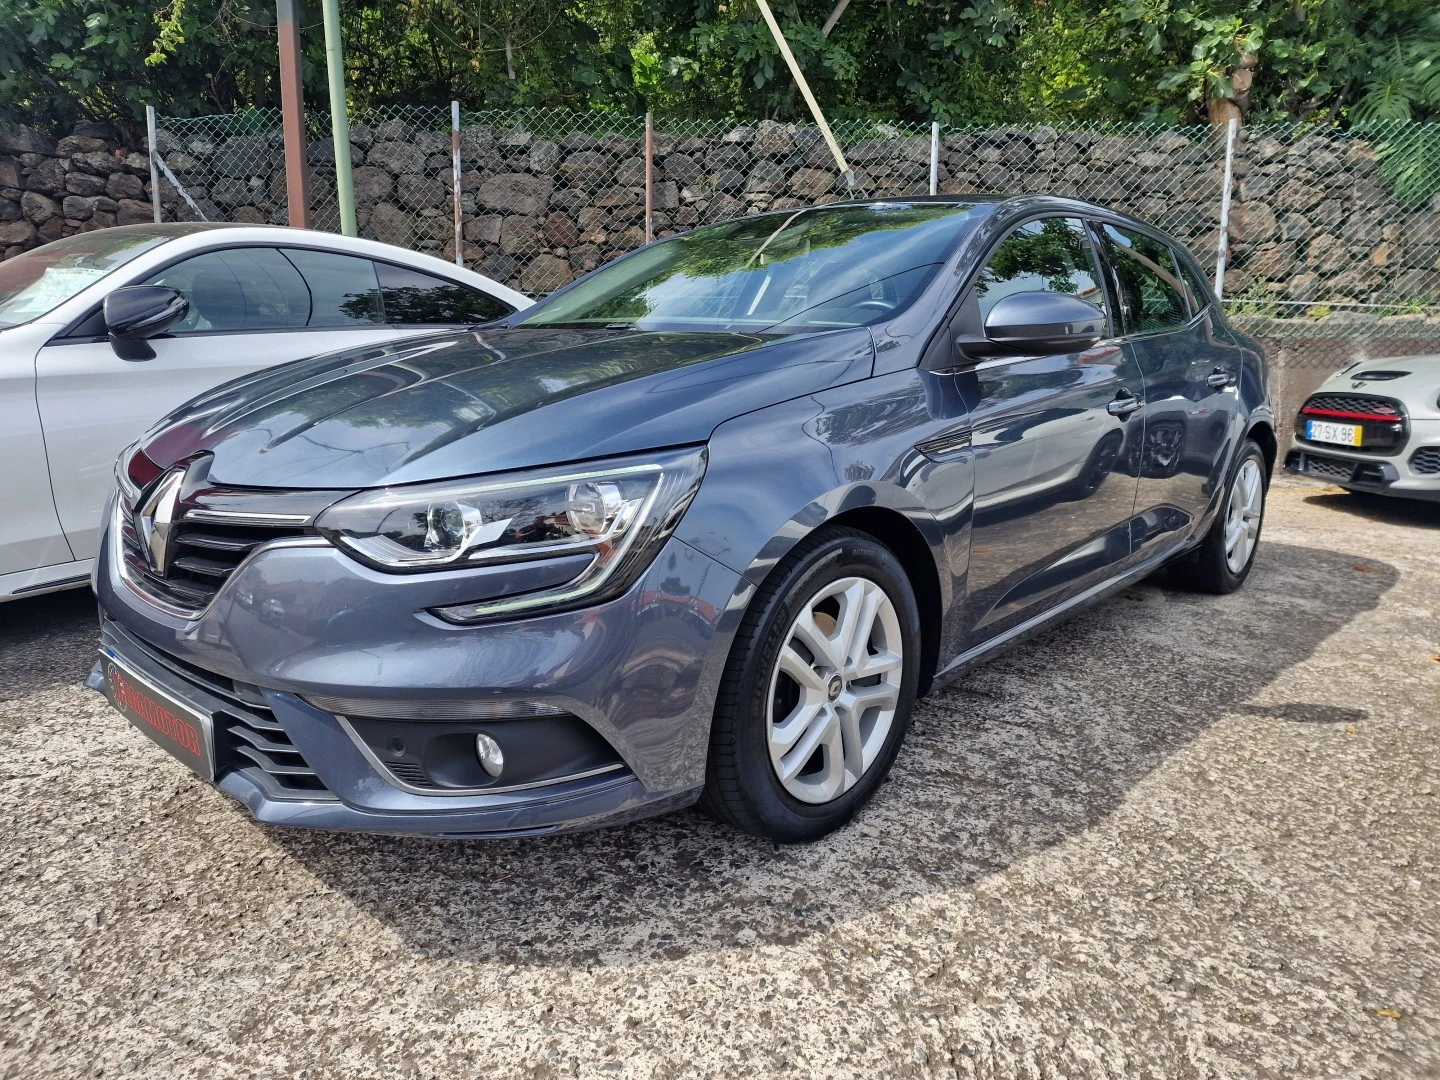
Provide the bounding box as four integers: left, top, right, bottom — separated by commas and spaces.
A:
120, 503, 305, 611
114, 452, 349, 618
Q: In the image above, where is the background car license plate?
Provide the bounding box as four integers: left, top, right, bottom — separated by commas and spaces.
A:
101, 652, 215, 781
1306, 419, 1362, 447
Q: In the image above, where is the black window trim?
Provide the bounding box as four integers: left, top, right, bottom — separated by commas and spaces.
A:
969, 210, 1121, 336
922, 210, 1125, 374
1084, 214, 1210, 341
46, 240, 515, 346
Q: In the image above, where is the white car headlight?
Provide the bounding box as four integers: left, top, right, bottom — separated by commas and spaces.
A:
314, 447, 707, 622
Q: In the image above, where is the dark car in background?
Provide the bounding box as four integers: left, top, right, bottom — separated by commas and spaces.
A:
90, 196, 1274, 842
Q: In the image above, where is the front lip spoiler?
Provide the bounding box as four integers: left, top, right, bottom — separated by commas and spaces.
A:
214, 767, 701, 838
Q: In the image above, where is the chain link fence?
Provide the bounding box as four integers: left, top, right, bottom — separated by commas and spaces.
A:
150, 107, 1440, 373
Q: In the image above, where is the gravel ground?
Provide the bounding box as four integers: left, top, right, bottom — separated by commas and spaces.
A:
2, 476, 1438, 1080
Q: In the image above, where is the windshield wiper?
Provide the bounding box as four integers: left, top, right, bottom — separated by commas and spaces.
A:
519, 320, 635, 331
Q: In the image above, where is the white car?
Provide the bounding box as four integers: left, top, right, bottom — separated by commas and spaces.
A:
0, 222, 530, 602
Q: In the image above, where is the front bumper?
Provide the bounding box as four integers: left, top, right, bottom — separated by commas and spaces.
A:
1286, 420, 1440, 501
93, 513, 750, 837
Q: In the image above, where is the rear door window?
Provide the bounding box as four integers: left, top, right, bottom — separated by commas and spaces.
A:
279, 248, 384, 326
1095, 224, 1190, 335
374, 263, 513, 325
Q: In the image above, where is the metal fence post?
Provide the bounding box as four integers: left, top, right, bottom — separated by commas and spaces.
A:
321, 0, 357, 235
644, 112, 654, 243
929, 121, 939, 196
1214, 117, 1239, 301
451, 101, 463, 266
146, 105, 161, 223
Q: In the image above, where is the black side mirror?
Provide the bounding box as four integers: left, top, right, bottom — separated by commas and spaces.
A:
104, 286, 189, 361
960, 291, 1105, 360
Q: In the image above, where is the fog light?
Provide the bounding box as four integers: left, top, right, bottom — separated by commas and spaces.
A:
475, 732, 505, 777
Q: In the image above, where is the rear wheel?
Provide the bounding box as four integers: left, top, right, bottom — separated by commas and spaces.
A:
1165, 439, 1268, 594
699, 527, 920, 842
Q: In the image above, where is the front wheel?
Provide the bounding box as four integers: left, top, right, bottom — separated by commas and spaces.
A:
1165, 439, 1268, 594
698, 527, 921, 842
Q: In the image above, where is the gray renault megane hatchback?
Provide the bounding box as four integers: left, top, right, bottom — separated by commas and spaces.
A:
92, 196, 1274, 842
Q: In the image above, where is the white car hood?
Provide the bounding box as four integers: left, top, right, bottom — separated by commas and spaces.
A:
1315, 355, 1440, 421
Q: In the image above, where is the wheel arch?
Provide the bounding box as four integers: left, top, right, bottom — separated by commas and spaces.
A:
1245, 417, 1278, 479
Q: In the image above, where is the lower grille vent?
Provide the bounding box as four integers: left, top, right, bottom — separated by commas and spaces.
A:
116, 627, 333, 800
219, 708, 329, 795
1298, 452, 1355, 481
1411, 447, 1440, 475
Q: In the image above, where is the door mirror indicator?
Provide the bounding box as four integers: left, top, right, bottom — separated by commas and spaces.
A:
959, 291, 1105, 360
103, 286, 189, 362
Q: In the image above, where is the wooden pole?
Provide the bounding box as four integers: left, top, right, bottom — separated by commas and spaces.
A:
751, 0, 852, 188
276, 0, 310, 228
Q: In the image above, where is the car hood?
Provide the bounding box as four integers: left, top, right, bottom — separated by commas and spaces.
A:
138, 326, 876, 488
1315, 355, 1440, 420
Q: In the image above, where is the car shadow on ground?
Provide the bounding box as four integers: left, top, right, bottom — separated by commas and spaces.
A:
257, 538, 1398, 968
0, 589, 98, 703
1300, 487, 1440, 528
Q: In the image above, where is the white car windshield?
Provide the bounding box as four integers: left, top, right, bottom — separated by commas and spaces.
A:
0, 230, 173, 328
518, 202, 981, 334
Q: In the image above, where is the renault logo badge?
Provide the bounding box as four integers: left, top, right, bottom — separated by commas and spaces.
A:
135, 469, 186, 574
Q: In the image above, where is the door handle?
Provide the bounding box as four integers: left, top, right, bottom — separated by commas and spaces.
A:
1206, 367, 1235, 389
1106, 391, 1143, 416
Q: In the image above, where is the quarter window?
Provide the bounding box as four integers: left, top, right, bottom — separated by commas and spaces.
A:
972, 217, 1106, 320
375, 263, 512, 324
1176, 257, 1214, 313
1096, 225, 1190, 334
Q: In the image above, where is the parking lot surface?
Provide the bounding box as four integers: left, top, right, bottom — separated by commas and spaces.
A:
2, 476, 1437, 1079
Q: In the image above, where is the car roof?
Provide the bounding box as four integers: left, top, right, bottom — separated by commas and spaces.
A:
86, 222, 531, 307
734, 193, 1179, 238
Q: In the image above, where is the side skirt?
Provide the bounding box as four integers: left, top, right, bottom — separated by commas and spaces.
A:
927, 546, 1181, 693
0, 560, 94, 603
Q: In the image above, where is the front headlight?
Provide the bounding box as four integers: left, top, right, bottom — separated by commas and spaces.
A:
314, 447, 707, 622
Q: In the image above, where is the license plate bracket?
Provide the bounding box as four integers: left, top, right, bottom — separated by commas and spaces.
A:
101, 650, 215, 781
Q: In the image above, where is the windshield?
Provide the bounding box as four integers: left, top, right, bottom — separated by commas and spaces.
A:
0, 230, 173, 329
517, 202, 981, 334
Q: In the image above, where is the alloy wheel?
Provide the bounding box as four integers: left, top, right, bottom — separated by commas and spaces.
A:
1224, 457, 1264, 574
765, 575, 904, 805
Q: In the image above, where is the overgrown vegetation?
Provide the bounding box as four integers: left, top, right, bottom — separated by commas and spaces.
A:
2, 0, 1439, 140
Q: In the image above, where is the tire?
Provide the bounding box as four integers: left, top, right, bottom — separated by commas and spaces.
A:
698, 526, 922, 842
1165, 439, 1269, 594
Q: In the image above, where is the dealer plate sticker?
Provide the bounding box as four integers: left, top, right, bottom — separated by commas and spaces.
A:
100, 651, 215, 781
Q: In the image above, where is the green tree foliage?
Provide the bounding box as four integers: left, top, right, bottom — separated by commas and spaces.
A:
0, 0, 283, 138
2, 0, 1440, 136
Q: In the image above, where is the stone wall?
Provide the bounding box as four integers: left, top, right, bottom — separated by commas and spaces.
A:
0, 126, 155, 256
1226, 131, 1440, 309
4, 116, 1439, 320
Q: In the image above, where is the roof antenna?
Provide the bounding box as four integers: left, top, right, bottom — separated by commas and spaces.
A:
751, 0, 855, 194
